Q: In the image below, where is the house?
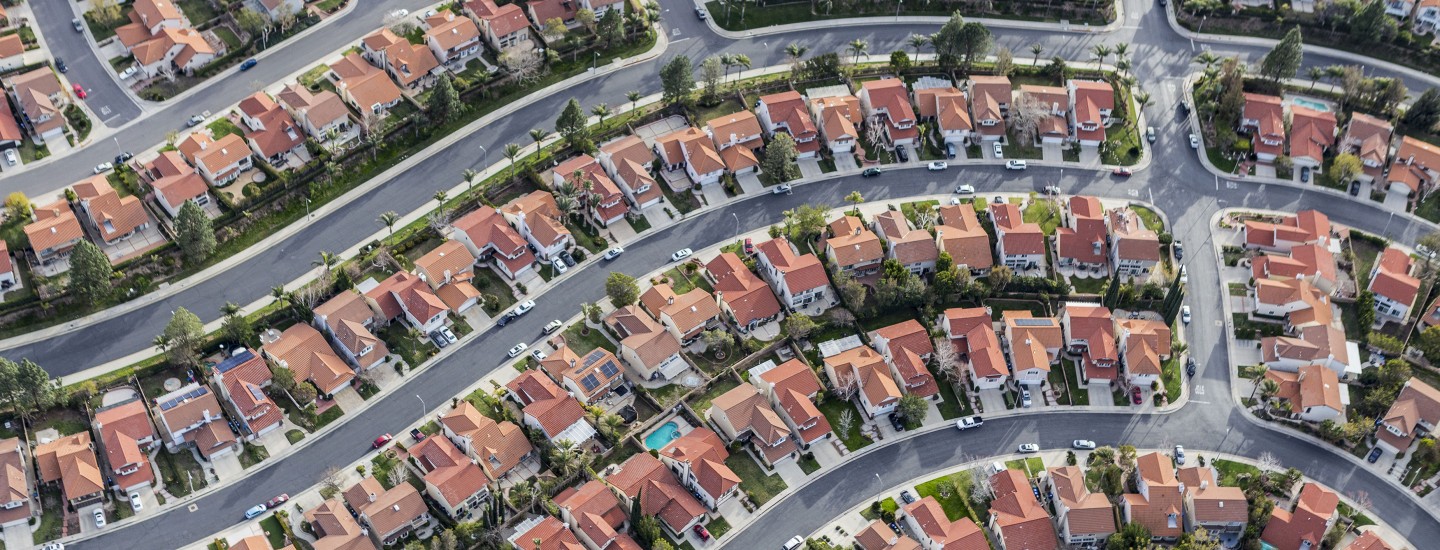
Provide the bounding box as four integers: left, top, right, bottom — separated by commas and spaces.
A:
1376, 377, 1440, 453
754, 237, 833, 312
313, 290, 389, 371
1057, 196, 1109, 271
0, 35, 25, 72
439, 401, 533, 481
935, 205, 993, 274
583, 0, 626, 17
1264, 364, 1347, 423
527, 0, 579, 29
1260, 324, 1353, 377
750, 358, 832, 448
990, 203, 1045, 271
911, 77, 959, 128
72, 175, 152, 247
934, 88, 973, 147
552, 155, 629, 227
900, 496, 988, 550
305, 499, 379, 550
1242, 210, 1333, 253
424, 11, 483, 68
1241, 93, 1286, 163
7, 68, 68, 144
0, 241, 13, 291
605, 305, 688, 381
414, 240, 477, 290
237, 92, 305, 166
872, 210, 937, 275
597, 136, 663, 209
506, 370, 596, 444
826, 216, 884, 277
1368, 246, 1421, 321
604, 453, 708, 536
1062, 302, 1119, 385
655, 126, 725, 187
450, 206, 537, 279
329, 52, 404, 116
0, 101, 23, 150
870, 319, 938, 398
34, 433, 104, 508
407, 435, 491, 520
464, 0, 534, 52
1045, 466, 1116, 546
360, 29, 442, 91
541, 346, 625, 405
1122, 453, 1185, 541
1177, 466, 1248, 541
128, 28, 216, 78
276, 84, 354, 145
1003, 311, 1063, 387
24, 200, 84, 266
366, 270, 451, 335
93, 399, 158, 494
656, 428, 741, 510
0, 438, 30, 528
508, 515, 586, 549
210, 349, 284, 439
706, 252, 783, 334
1019, 85, 1071, 143
187, 133, 254, 187
1068, 80, 1115, 146
1346, 531, 1394, 550
988, 469, 1058, 550
554, 480, 640, 550
855, 520, 924, 550
150, 164, 211, 220
706, 111, 765, 174
119, 0, 186, 38
342, 477, 430, 546
1250, 243, 1339, 295
1260, 483, 1339, 550
1253, 278, 1335, 331
824, 345, 901, 418
500, 190, 573, 260
1417, 0, 1440, 35
262, 323, 357, 397
154, 383, 238, 459
1289, 106, 1337, 168
1391, 0, 1418, 17
942, 307, 1006, 390
755, 91, 821, 158
1385, 136, 1440, 197
858, 79, 918, 148
968, 76, 1012, 141
1107, 207, 1160, 277
1339, 113, 1393, 183
807, 86, 862, 154
256, 0, 303, 21
709, 384, 798, 466
639, 284, 723, 344
1117, 318, 1171, 388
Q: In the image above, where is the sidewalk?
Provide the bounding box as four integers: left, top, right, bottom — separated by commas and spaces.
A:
704, 2, 1125, 39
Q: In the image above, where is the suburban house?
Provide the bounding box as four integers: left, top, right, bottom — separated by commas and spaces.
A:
527, 0, 579, 29
553, 480, 642, 550
413, 240, 481, 311
1339, 113, 1394, 183
1177, 466, 1249, 541
262, 323, 357, 397
115, 0, 186, 41
1264, 364, 1347, 423
1117, 318, 1171, 388
439, 401, 534, 482
706, 111, 766, 176
255, 0, 302, 20
505, 370, 596, 444
93, 398, 158, 495
869, 319, 938, 399
807, 85, 862, 154
237, 92, 306, 167
604, 305, 688, 381
709, 384, 798, 467
72, 175, 151, 247
639, 283, 723, 344
1045, 466, 1117, 546
1289, 105, 1337, 168
872, 210, 938, 275
126, 27, 216, 78
313, 289, 389, 371
0, 35, 21, 72
342, 477, 429, 546
34, 433, 103, 508
900, 496, 988, 550
1253, 277, 1335, 331
7, 68, 68, 145
407, 435, 491, 520
968, 76, 1012, 141
988, 469, 1058, 550
154, 383, 238, 459
305, 499, 379, 550
1019, 85, 1071, 143
826, 215, 885, 277
597, 135, 663, 209
1068, 80, 1115, 146
0, 101, 22, 151
858, 78, 918, 148
1123, 452, 1185, 541
1242, 210, 1334, 253
935, 204, 993, 274
450, 206, 537, 279
424, 11, 483, 68
1260, 324, 1354, 377
1107, 207, 1160, 277
1062, 302, 1119, 385
1057, 195, 1109, 271
507, 516, 586, 549
1250, 243, 1339, 295
1376, 377, 1440, 454
147, 152, 212, 219
942, 307, 1007, 390
463, 0, 534, 52
755, 90, 821, 158
1003, 311, 1063, 387
1345, 531, 1394, 550
1261, 483, 1339, 550
912, 77, 966, 145
754, 237, 833, 312
655, 126, 725, 187
604, 453, 708, 536
184, 133, 253, 187
0, 242, 12, 295
552, 154, 629, 227
24, 200, 84, 267
656, 428, 741, 510
583, 0, 626, 17
705, 252, 783, 334
1386, 136, 1440, 197
1369, 246, 1421, 321
825, 345, 901, 418
329, 52, 404, 116
1240, 93, 1287, 163
1419, 1, 1440, 39
210, 349, 284, 439
359, 28, 442, 92
990, 203, 1046, 271
540, 346, 626, 405
750, 358, 833, 449
855, 520, 924, 550
0, 438, 30, 527
500, 190, 573, 261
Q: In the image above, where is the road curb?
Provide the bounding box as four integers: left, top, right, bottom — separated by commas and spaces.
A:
700, 1, 1124, 39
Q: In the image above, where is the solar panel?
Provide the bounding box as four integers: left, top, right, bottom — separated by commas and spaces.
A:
599, 361, 619, 378
581, 374, 601, 391
158, 387, 208, 411
583, 351, 605, 368
1013, 318, 1053, 327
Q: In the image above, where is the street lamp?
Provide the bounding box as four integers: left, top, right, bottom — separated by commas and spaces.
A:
592, 52, 599, 70
305, 198, 311, 219
895, 0, 903, 20
732, 213, 740, 237
417, 394, 426, 418
476, 144, 488, 172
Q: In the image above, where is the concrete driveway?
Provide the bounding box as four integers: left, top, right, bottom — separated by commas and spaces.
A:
1088, 383, 1115, 408
1041, 143, 1063, 162
836, 154, 859, 171
698, 183, 729, 207
211, 450, 245, 481
1384, 189, 1410, 212
737, 172, 764, 195
2, 521, 31, 549
976, 388, 1008, 414
798, 158, 822, 178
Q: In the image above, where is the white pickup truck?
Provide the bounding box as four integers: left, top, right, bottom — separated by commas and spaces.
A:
955, 415, 984, 430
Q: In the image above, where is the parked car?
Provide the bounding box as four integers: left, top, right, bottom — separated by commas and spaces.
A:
1021, 389, 1033, 408
1072, 440, 1097, 450
430, 330, 450, 348
129, 492, 143, 512
1145, 126, 1157, 143
1044, 185, 1062, 195
861, 167, 881, 177
72, 84, 86, 99
1181, 305, 1192, 324
531, 349, 548, 362
695, 6, 707, 19
551, 258, 568, 274
1017, 443, 1040, 453
239, 58, 258, 71
114, 151, 133, 165
887, 412, 906, 431
895, 144, 909, 162
993, 142, 1004, 159
955, 184, 975, 195
4, 149, 17, 167
73, 18, 84, 32
439, 326, 456, 344
1173, 240, 1184, 260
744, 238, 754, 255
508, 343, 529, 358
1179, 266, 1188, 284
671, 248, 693, 262
1113, 168, 1132, 177
693, 524, 711, 541
93, 162, 113, 174
773, 184, 792, 194
372, 434, 393, 449
243, 504, 267, 519
603, 247, 624, 260
119, 66, 138, 79
1174, 445, 1186, 464
187, 114, 206, 127
513, 300, 536, 316
266, 494, 290, 508
784, 536, 806, 550
1130, 386, 1143, 404
1300, 166, 1311, 183
1189, 134, 1201, 149
543, 320, 563, 334
900, 490, 916, 504
410, 428, 425, 441
55, 58, 67, 73
1186, 357, 1197, 377
1349, 180, 1361, 196
391, 9, 410, 17
927, 161, 948, 171
1005, 160, 1027, 170
497, 312, 516, 327
956, 415, 983, 430
1367, 448, 1383, 463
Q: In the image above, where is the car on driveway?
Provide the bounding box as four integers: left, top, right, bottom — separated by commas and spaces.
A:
671, 248, 693, 262
1021, 388, 1033, 407
603, 247, 624, 260
895, 144, 909, 162
513, 300, 536, 316
861, 167, 881, 177
4, 149, 17, 167
372, 434, 392, 449
693, 524, 711, 541
129, 493, 143, 512
1181, 305, 1192, 324
531, 349, 547, 361
266, 494, 290, 508
543, 320, 563, 333
1073, 440, 1097, 450
1005, 160, 1027, 170
119, 66, 138, 80
1174, 445, 1186, 464
551, 258, 568, 274
93, 509, 106, 527
1300, 166, 1311, 183
927, 161, 948, 171
784, 536, 806, 550
72, 84, 86, 99
773, 184, 792, 194
993, 142, 1004, 159
1131, 386, 1144, 405
508, 343, 529, 358
887, 412, 906, 432
559, 251, 575, 266
115, 151, 133, 165
1017, 443, 1040, 453
1349, 181, 1360, 196
243, 504, 266, 519
430, 330, 451, 348
1367, 447, 1383, 463
956, 415, 983, 430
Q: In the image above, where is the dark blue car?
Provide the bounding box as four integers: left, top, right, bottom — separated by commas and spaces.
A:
239, 58, 258, 71
1367, 448, 1383, 463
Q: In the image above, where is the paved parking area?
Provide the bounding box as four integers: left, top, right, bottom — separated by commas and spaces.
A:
976, 388, 1007, 414
1088, 383, 1115, 408
836, 154, 859, 171
699, 184, 729, 207
633, 115, 690, 146
1041, 143, 1063, 162
1384, 189, 1410, 212
798, 158, 822, 178
210, 450, 245, 481
1079, 147, 1101, 165
100, 225, 168, 264
736, 172, 764, 194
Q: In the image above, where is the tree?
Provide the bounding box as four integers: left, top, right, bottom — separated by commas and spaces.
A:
836, 408, 855, 438
235, 8, 270, 46
556, 98, 591, 151
69, 240, 113, 303
1356, 291, 1376, 334
785, 42, 809, 76
159, 307, 205, 368
762, 133, 800, 182
701, 329, 735, 358
832, 268, 868, 309
700, 55, 724, 103
1176, 527, 1222, 550
4, 192, 30, 222
889, 50, 912, 75
0, 358, 60, 422
590, 104, 611, 127
784, 313, 818, 340
660, 55, 695, 106
175, 200, 216, 263
955, 22, 993, 73
781, 204, 828, 243
1329, 153, 1362, 185
932, 12, 966, 69
1091, 44, 1112, 68
220, 302, 253, 347
501, 49, 545, 84
1259, 27, 1304, 85
1352, 0, 1394, 43
427, 73, 462, 123
993, 47, 1014, 77
988, 265, 1013, 292
319, 465, 345, 499
1403, 88, 1440, 132
897, 394, 928, 425
1106, 521, 1152, 549
575, 8, 596, 32
1008, 94, 1052, 146
844, 191, 864, 214
634, 514, 662, 548
377, 211, 401, 235
847, 39, 869, 65
543, 17, 567, 39
605, 272, 639, 306
1029, 43, 1045, 66
908, 34, 929, 58
597, 8, 623, 46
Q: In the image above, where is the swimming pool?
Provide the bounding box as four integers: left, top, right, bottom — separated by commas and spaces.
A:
1290, 97, 1330, 112
644, 421, 682, 449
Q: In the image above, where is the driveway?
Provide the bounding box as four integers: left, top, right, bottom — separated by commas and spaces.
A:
1079, 146, 1101, 166
2, 522, 30, 550
736, 172, 764, 195
1384, 189, 1410, 213
798, 158, 823, 179
1087, 383, 1115, 408
1041, 142, 1063, 163
976, 388, 1008, 414
698, 184, 729, 207
210, 449, 245, 481
835, 154, 859, 172
643, 200, 679, 231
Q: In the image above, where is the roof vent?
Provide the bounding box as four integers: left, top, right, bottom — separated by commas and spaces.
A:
393, 504, 400, 512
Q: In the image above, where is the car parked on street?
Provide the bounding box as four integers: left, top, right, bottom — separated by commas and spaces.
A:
372, 434, 392, 449
861, 167, 881, 177
1006, 160, 1027, 170
266, 494, 290, 508
773, 184, 792, 194
1073, 440, 1096, 450
784, 536, 806, 550
1174, 445, 1186, 464
239, 58, 258, 71
695, 6, 707, 19
513, 300, 536, 316
72, 84, 87, 99
55, 58, 67, 73
955, 184, 975, 195
73, 18, 84, 32
114, 151, 133, 165
927, 161, 948, 171
956, 415, 983, 430
1181, 305, 1192, 324
1017, 443, 1040, 453
543, 320, 563, 333
603, 247, 624, 260
1145, 126, 1157, 143
671, 248, 693, 262
1186, 357, 1196, 377
1189, 134, 1201, 149
1113, 168, 1132, 177
1044, 185, 1062, 195
243, 504, 266, 519
508, 343, 528, 358
93, 162, 113, 174
497, 312, 516, 327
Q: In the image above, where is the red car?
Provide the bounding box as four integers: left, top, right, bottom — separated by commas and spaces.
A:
1130, 386, 1143, 405
692, 524, 711, 541
743, 238, 754, 255
72, 83, 86, 99
372, 433, 393, 449
266, 494, 290, 508
1112, 167, 1132, 177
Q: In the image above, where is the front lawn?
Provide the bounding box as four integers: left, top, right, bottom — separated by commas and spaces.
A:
705, 517, 732, 540
936, 380, 969, 419
798, 452, 822, 474
380, 323, 437, 368
860, 497, 899, 520
914, 471, 974, 521
563, 323, 616, 355
1131, 205, 1165, 232
156, 449, 208, 497
899, 199, 940, 227
239, 443, 270, 469
817, 399, 872, 451
1161, 357, 1182, 401
315, 404, 345, 429
725, 454, 787, 506
1004, 456, 1045, 477
1058, 358, 1089, 406
285, 429, 306, 444
660, 266, 712, 294
207, 118, 244, 140
258, 515, 287, 548
1102, 124, 1143, 166
1212, 459, 1261, 489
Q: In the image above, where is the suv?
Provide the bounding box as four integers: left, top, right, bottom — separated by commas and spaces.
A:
887, 412, 906, 431
1005, 160, 1027, 170
861, 167, 881, 177
895, 144, 909, 162
956, 416, 984, 430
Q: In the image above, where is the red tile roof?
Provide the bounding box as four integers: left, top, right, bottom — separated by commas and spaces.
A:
1262, 483, 1338, 550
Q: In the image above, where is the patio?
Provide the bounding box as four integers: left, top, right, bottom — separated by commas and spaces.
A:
99, 225, 169, 264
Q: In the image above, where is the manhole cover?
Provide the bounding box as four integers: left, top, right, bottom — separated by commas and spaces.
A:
188, 503, 198, 512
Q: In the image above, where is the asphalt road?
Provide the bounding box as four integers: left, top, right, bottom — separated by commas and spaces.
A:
29, 0, 141, 129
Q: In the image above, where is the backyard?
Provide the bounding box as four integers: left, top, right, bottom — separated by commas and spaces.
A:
690, 377, 741, 414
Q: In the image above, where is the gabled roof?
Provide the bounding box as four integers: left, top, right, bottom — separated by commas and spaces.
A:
935, 205, 992, 270
1262, 483, 1338, 550
902, 496, 988, 549
604, 305, 683, 370
24, 201, 83, 254
658, 428, 740, 499
440, 401, 532, 479
988, 469, 1057, 550
1123, 453, 1184, 538
1369, 246, 1420, 307
239, 92, 306, 158
990, 202, 1045, 256
605, 453, 707, 533
426, 11, 482, 52
1265, 364, 1344, 415
708, 252, 782, 327
1047, 466, 1115, 536
1289, 106, 1336, 161
555, 480, 629, 548
540, 345, 624, 402
711, 384, 794, 456
825, 345, 901, 407
855, 519, 923, 550
757, 359, 831, 442
756, 238, 829, 293
73, 175, 149, 242
1342, 113, 1393, 167
409, 436, 491, 507
34, 433, 103, 502
827, 218, 883, 268
1176, 466, 1248, 524
758, 90, 819, 140
706, 110, 764, 146
261, 323, 355, 394
1108, 207, 1159, 262
414, 240, 476, 285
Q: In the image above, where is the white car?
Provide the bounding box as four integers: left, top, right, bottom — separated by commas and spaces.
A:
4, 149, 17, 166
773, 184, 792, 194
671, 248, 693, 262
552, 258, 568, 274
93, 509, 106, 527
531, 349, 548, 361
927, 161, 948, 171
507, 343, 529, 358
1020, 389, 1033, 408
1017, 443, 1040, 453
1174, 445, 1186, 464
543, 320, 563, 333
783, 536, 806, 550
955, 416, 983, 430
243, 503, 267, 519
993, 142, 1004, 159
603, 247, 624, 260
1181, 305, 1192, 324
1005, 160, 1027, 170
955, 184, 975, 195
93, 162, 113, 174
1179, 266, 1188, 284
129, 492, 143, 512
513, 300, 536, 316
1189, 133, 1201, 149
1072, 440, 1097, 450
119, 66, 138, 79
391, 8, 410, 17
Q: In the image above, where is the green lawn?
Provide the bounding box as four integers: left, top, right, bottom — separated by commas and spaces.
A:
177, 0, 220, 23
661, 266, 713, 294
914, 471, 974, 521
214, 26, 242, 50
705, 517, 732, 539
689, 377, 741, 414
258, 515, 286, 548
239, 443, 270, 469
1102, 124, 1143, 166
380, 323, 437, 368
818, 399, 872, 451
84, 11, 128, 41
798, 453, 822, 474
1058, 358, 1088, 406
1022, 200, 1062, 235
285, 429, 306, 444
298, 64, 331, 87
470, 267, 517, 312
315, 405, 345, 429
31, 490, 61, 544
861, 497, 899, 520
1132, 205, 1165, 232
156, 450, 208, 497
1162, 357, 1182, 401
1212, 459, 1261, 489
371, 451, 403, 489
628, 214, 652, 234
900, 200, 941, 227
1070, 276, 1108, 295
936, 380, 969, 420
1004, 457, 1045, 477
725, 454, 787, 505
563, 323, 616, 355
207, 118, 244, 140
1228, 282, 1248, 296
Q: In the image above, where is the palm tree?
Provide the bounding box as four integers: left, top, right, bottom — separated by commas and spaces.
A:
314, 251, 339, 272
1306, 66, 1325, 90
503, 143, 522, 181
1132, 92, 1152, 138
1091, 44, 1111, 69
626, 90, 642, 113
844, 191, 864, 215
908, 34, 929, 58
1115, 59, 1131, 77
1030, 43, 1045, 66
591, 103, 611, 126
602, 414, 624, 438
847, 39, 869, 65
1259, 379, 1280, 403
221, 301, 242, 317
785, 43, 809, 75
378, 211, 400, 234
1248, 366, 1269, 398
1112, 42, 1130, 62
529, 128, 551, 152
1192, 51, 1220, 71
271, 285, 289, 308
719, 53, 736, 83
462, 168, 478, 190
731, 54, 751, 87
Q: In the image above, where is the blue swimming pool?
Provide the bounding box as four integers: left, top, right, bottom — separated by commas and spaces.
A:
644, 421, 682, 449
1291, 97, 1330, 112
